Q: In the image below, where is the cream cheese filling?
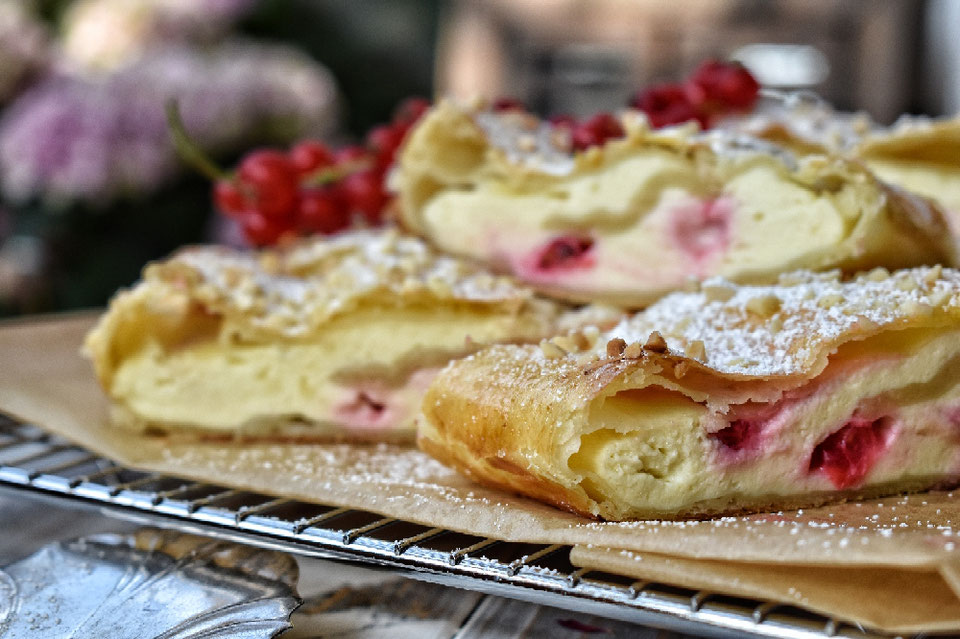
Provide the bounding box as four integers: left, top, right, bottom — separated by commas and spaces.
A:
570, 327, 960, 516
110, 305, 540, 434
418, 161, 858, 303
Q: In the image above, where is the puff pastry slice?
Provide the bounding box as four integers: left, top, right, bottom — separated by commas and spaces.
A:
396, 101, 955, 307
420, 266, 960, 519
84, 229, 579, 441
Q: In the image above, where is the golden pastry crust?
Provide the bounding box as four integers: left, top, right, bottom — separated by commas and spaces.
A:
395, 101, 956, 306
420, 266, 960, 519
85, 228, 579, 440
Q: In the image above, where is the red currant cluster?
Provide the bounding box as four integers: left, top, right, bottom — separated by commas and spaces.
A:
213, 97, 430, 246
630, 60, 760, 129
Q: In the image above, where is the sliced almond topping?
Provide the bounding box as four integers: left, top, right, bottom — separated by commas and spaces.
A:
643, 331, 668, 353
606, 337, 627, 357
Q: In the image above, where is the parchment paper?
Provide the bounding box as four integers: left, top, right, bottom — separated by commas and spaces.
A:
570, 545, 960, 634
5, 314, 960, 633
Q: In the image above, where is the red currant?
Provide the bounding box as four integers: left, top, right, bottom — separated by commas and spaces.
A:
548, 114, 577, 128
240, 210, 289, 246
340, 169, 389, 223
492, 97, 525, 112
392, 97, 431, 126
236, 150, 298, 220
630, 83, 705, 129
289, 140, 334, 176
687, 60, 760, 111
296, 188, 350, 234
334, 145, 369, 164
570, 112, 625, 151
366, 124, 406, 168
213, 180, 246, 219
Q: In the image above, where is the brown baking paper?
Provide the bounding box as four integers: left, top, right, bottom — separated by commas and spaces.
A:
570, 545, 960, 634
6, 314, 960, 632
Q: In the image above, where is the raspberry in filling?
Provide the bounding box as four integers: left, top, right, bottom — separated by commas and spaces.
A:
333, 388, 393, 429
808, 416, 893, 489
533, 236, 595, 271
712, 418, 762, 452
669, 196, 733, 262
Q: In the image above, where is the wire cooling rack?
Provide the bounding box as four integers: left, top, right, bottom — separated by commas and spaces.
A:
0, 413, 908, 639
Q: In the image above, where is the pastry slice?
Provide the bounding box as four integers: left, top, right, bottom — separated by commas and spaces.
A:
84, 229, 581, 441
420, 266, 960, 519
722, 94, 960, 239
395, 100, 955, 307
855, 115, 960, 237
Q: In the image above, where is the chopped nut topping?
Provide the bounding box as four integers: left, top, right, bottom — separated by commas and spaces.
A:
895, 275, 918, 291
682, 277, 701, 293
550, 128, 571, 151
745, 294, 781, 317
674, 360, 691, 378
582, 325, 601, 347
768, 315, 784, 333
924, 265, 943, 287
623, 342, 644, 358
899, 300, 932, 316
817, 293, 843, 309
702, 283, 735, 302
865, 267, 890, 282
516, 134, 537, 152
606, 337, 627, 357
552, 334, 581, 353
684, 339, 707, 361
643, 331, 668, 353
539, 338, 567, 359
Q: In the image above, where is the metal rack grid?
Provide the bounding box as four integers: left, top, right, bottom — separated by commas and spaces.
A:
0, 414, 901, 639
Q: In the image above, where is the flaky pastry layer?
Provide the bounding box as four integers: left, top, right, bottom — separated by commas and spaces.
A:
420, 266, 960, 519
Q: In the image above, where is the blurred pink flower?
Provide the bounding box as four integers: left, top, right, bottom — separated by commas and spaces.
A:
0, 42, 338, 207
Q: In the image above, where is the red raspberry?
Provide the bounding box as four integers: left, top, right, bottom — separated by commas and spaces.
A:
289, 140, 334, 176
236, 150, 298, 220
570, 113, 625, 151
536, 236, 594, 269
809, 416, 890, 489
630, 83, 705, 129
212, 180, 246, 219
297, 188, 350, 235
340, 169, 389, 223
686, 60, 760, 112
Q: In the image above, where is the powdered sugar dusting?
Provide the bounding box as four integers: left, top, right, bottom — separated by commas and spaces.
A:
149, 228, 536, 337
600, 266, 960, 377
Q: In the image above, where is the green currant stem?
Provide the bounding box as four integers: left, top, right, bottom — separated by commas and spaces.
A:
165, 99, 230, 182
302, 158, 372, 187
